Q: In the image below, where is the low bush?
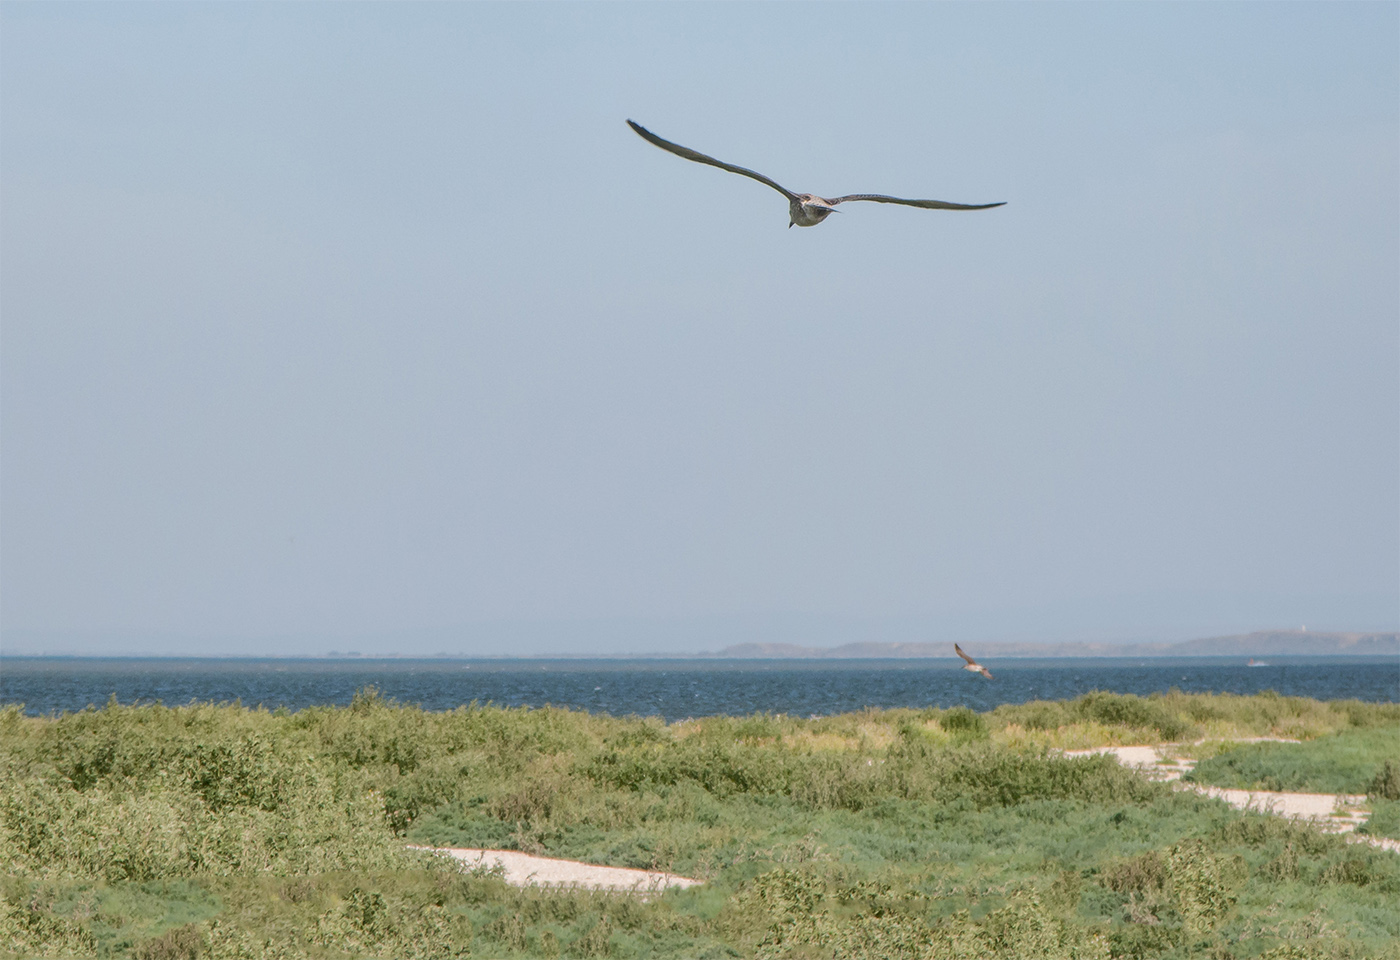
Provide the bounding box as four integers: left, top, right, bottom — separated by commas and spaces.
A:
1074, 692, 1195, 741
1358, 799, 1400, 842
938, 706, 987, 738
1185, 726, 1400, 795
727, 869, 1112, 960
132, 923, 202, 960
1368, 760, 1400, 801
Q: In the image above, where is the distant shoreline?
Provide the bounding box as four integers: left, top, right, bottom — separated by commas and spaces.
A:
2, 654, 1396, 665
706, 630, 1399, 660
2, 629, 1395, 662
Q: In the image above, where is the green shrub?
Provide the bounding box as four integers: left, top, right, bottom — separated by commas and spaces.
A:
991, 699, 1075, 732
1320, 858, 1374, 887
1107, 923, 1181, 960
1100, 849, 1169, 898
1075, 692, 1194, 741
1209, 811, 1343, 856
132, 923, 203, 960
0, 887, 100, 957
887, 741, 1162, 808
179, 737, 289, 812
1368, 760, 1400, 801
732, 870, 1111, 960
939, 707, 987, 738
1262, 843, 1301, 882
1316, 847, 1399, 892
1164, 840, 1242, 937
1358, 799, 1400, 842
1186, 727, 1400, 795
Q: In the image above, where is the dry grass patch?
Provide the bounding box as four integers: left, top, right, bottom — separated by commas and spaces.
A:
1000, 721, 1164, 751
782, 722, 900, 755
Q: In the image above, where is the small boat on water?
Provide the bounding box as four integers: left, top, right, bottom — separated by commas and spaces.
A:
1247, 658, 1270, 667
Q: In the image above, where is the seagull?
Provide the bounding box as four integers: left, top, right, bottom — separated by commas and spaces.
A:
627, 120, 1005, 228
955, 643, 993, 679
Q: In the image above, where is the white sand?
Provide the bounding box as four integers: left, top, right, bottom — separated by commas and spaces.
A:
410, 846, 703, 893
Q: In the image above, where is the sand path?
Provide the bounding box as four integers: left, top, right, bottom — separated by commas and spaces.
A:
1066, 744, 1399, 854
410, 846, 702, 894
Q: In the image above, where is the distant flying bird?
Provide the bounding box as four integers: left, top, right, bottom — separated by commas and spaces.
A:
955, 644, 993, 679
627, 120, 1005, 228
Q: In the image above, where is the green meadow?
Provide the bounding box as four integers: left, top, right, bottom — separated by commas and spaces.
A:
2, 690, 1398, 959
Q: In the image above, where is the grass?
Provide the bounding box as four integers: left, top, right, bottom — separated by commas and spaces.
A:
1, 690, 1398, 958
1179, 725, 1400, 842
1182, 727, 1400, 795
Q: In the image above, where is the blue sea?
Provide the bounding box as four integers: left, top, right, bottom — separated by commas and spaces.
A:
2, 656, 1396, 720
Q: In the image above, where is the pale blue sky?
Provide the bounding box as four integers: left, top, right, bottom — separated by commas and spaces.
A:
2, 3, 1396, 656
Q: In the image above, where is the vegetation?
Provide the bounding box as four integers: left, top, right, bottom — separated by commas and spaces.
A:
1182, 727, 1400, 795
2, 690, 1397, 959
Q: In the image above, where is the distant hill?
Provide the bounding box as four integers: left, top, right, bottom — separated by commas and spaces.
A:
1163, 631, 1398, 657
708, 631, 1399, 659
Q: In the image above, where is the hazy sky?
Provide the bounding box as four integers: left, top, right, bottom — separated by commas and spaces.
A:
3, 3, 1396, 656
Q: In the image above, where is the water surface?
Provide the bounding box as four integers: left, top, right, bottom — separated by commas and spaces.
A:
3, 656, 1395, 720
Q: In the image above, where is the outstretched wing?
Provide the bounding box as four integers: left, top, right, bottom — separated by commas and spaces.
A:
826, 194, 1005, 211
628, 120, 799, 202
954, 643, 977, 666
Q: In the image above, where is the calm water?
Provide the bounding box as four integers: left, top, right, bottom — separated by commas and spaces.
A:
2, 656, 1396, 720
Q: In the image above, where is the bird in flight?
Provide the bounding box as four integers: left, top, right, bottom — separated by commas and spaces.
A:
955, 643, 994, 679
628, 120, 1005, 228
